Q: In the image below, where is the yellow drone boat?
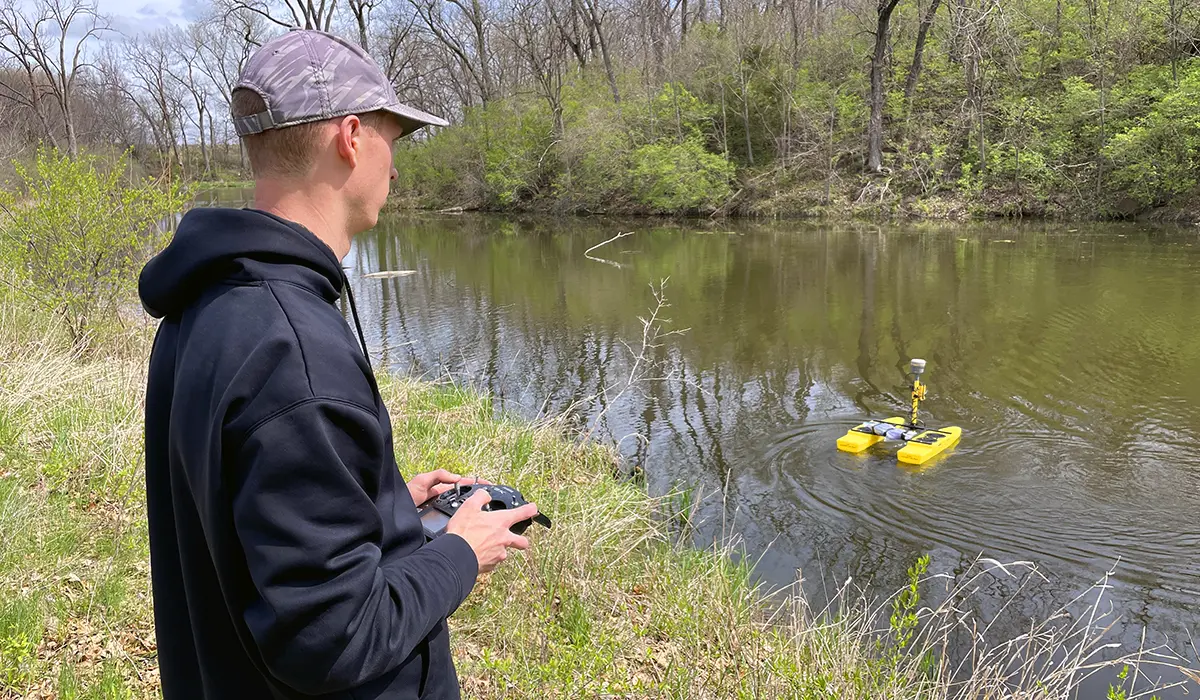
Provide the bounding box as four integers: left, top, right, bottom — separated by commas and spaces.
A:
836, 359, 961, 465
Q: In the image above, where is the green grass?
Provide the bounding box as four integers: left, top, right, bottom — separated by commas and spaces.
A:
0, 299, 156, 699
0, 291, 1194, 699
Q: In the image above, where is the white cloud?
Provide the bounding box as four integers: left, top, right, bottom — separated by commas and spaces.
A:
177, 0, 207, 21
94, 0, 188, 38
105, 12, 177, 37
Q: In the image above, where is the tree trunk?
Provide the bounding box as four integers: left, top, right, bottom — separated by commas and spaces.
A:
178, 119, 189, 178
719, 81, 729, 155
27, 78, 60, 151
903, 0, 941, 102
168, 113, 183, 175
199, 108, 211, 175
648, 0, 666, 78
867, 0, 901, 173
585, 0, 621, 103
470, 0, 494, 101
580, 0, 599, 59
599, 32, 620, 103
789, 0, 801, 65
210, 117, 218, 174
64, 100, 78, 157
1170, 0, 1179, 82
739, 62, 754, 165
965, 47, 984, 167
549, 0, 586, 67
353, 1, 370, 52
827, 88, 837, 202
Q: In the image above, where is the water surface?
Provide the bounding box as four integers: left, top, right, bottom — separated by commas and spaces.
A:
346, 214, 1200, 683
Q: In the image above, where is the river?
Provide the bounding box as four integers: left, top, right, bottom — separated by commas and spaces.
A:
200, 186, 1200, 691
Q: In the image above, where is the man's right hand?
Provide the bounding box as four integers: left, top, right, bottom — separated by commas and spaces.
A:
445, 490, 537, 573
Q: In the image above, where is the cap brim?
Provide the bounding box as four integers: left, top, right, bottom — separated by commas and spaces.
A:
383, 102, 450, 137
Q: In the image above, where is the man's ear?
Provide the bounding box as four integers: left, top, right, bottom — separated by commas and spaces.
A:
334, 115, 362, 168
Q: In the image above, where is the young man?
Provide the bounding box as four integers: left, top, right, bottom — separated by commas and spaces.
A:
138, 29, 535, 700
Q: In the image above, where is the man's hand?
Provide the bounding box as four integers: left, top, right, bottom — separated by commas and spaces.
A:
405, 469, 491, 506
446, 490, 537, 574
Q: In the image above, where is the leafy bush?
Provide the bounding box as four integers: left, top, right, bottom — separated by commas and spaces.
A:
394, 127, 482, 209
643, 82, 717, 142
394, 100, 555, 209
629, 137, 735, 213
0, 149, 191, 345
1103, 64, 1200, 208
553, 79, 635, 211
981, 144, 1056, 197
476, 101, 555, 206
554, 109, 632, 211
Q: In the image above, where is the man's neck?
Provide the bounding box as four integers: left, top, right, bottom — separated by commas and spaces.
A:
253, 180, 351, 259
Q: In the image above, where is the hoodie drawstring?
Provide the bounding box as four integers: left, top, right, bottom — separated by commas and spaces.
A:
342, 271, 373, 372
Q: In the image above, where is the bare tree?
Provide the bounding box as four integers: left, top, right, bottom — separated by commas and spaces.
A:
174, 26, 215, 175
0, 42, 60, 149
217, 0, 336, 31
347, 0, 382, 49
867, 0, 902, 173
125, 30, 188, 174
904, 0, 942, 102
504, 0, 567, 135
376, 0, 420, 82
546, 0, 588, 68
0, 0, 110, 157
582, 0, 620, 102
411, 0, 495, 104
90, 48, 145, 152
0, 96, 31, 159
191, 9, 267, 167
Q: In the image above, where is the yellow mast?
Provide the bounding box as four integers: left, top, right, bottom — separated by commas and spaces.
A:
910, 358, 927, 426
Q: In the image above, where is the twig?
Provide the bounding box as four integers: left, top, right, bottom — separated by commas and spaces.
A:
583, 230, 636, 269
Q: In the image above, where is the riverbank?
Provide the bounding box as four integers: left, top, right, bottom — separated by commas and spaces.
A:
2, 293, 1195, 699
386, 50, 1200, 225
387, 182, 1200, 223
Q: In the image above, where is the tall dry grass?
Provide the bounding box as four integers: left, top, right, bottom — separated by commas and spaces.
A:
0, 299, 155, 699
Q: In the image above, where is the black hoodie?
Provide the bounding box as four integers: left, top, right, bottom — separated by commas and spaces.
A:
139, 208, 478, 700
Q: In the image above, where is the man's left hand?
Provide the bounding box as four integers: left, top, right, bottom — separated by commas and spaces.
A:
406, 469, 491, 506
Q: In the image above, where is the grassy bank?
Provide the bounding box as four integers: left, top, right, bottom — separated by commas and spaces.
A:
3, 294, 1197, 699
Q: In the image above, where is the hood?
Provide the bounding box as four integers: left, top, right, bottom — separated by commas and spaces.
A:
139, 208, 345, 319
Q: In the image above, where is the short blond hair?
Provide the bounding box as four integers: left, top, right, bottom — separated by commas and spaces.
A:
231, 88, 390, 178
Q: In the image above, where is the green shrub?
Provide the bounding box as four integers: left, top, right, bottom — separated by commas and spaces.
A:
476, 101, 555, 206
643, 82, 717, 142
394, 128, 481, 209
1103, 64, 1200, 208
394, 100, 555, 209
0, 149, 190, 345
629, 138, 735, 213
555, 81, 634, 211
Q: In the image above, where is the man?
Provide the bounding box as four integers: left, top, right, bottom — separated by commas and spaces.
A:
138, 29, 536, 700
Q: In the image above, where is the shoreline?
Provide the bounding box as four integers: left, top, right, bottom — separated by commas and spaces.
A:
193, 179, 1200, 224
382, 197, 1200, 225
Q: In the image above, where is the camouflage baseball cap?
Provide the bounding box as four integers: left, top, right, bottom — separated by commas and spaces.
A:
232, 29, 448, 138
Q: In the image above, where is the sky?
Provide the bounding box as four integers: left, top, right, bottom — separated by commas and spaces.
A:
92, 0, 201, 37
